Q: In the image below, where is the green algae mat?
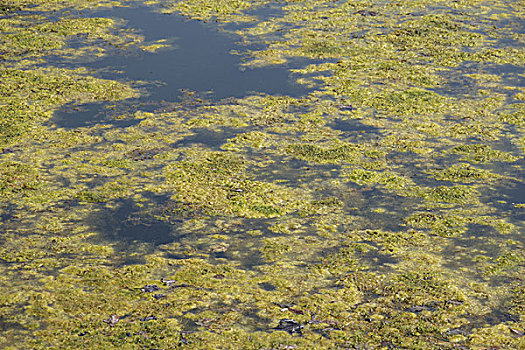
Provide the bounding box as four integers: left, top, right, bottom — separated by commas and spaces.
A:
1, 0, 524, 348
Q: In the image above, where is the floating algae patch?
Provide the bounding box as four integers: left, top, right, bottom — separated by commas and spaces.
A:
450, 143, 519, 163
0, 67, 138, 146
427, 163, 501, 183
285, 142, 386, 166
0, 161, 43, 199
2, 0, 525, 348
162, 148, 309, 218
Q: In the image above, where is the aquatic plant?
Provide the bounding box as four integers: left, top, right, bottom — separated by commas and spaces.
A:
1, 0, 523, 348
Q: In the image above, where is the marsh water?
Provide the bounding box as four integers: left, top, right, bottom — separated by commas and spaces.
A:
1, 1, 524, 349
53, 5, 311, 128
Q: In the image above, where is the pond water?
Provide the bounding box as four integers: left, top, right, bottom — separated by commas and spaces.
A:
53, 5, 311, 127
88, 6, 308, 99
1, 1, 524, 349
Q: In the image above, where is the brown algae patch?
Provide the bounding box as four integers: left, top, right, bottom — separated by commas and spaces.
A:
1, 0, 524, 348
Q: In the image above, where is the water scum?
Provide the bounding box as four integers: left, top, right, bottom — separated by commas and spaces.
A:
0, 0, 524, 348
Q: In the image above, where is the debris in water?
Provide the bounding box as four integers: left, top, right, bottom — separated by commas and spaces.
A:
141, 284, 160, 292
161, 278, 176, 286
102, 315, 119, 326
273, 318, 304, 335
139, 315, 157, 321
356, 10, 378, 16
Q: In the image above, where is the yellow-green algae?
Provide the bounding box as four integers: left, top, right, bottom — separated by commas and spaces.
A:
1, 0, 524, 349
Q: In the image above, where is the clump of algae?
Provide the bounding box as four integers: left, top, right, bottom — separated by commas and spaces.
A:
163, 148, 307, 218
163, 0, 269, 22
0, 67, 137, 147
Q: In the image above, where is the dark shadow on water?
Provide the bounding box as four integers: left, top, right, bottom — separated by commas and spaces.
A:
432, 61, 524, 98
87, 198, 179, 246
85, 195, 268, 268
489, 180, 525, 205
53, 102, 140, 128
331, 118, 380, 133
485, 63, 525, 90
483, 179, 525, 226
331, 118, 382, 142
174, 127, 239, 148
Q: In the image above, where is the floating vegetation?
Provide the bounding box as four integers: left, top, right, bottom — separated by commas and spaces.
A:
420, 185, 478, 205
428, 163, 500, 183
0, 67, 138, 147
285, 142, 385, 167
450, 144, 519, 163
0, 161, 42, 198
1, 0, 524, 349
344, 168, 414, 190
163, 148, 307, 217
